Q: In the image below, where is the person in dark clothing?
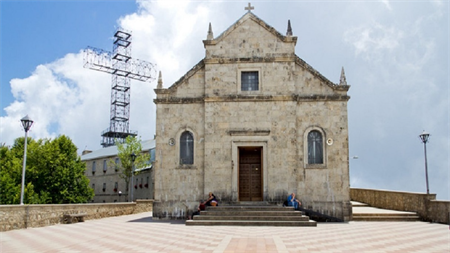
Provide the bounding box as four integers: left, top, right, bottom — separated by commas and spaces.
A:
202, 192, 218, 206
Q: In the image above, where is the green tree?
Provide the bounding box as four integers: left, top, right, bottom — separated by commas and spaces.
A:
0, 135, 94, 204
113, 136, 150, 201
0, 138, 42, 204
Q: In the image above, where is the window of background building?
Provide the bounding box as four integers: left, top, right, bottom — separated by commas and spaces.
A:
103, 160, 107, 173
241, 71, 259, 91
92, 161, 96, 175
102, 183, 106, 192
180, 131, 194, 165
308, 130, 323, 164
150, 149, 156, 163
115, 158, 120, 172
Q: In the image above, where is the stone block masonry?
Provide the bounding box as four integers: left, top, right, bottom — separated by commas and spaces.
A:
351, 188, 449, 224
0, 199, 153, 232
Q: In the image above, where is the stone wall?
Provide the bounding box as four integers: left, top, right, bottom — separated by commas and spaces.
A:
351, 188, 449, 224
0, 200, 153, 232
152, 11, 351, 221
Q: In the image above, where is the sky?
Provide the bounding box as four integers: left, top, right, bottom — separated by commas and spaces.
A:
0, 0, 448, 200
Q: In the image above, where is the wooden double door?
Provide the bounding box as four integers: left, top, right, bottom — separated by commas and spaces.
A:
238, 147, 262, 201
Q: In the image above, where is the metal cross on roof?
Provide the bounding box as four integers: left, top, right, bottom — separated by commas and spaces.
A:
245, 2, 254, 12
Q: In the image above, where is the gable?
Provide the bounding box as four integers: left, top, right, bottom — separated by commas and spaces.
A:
155, 11, 349, 101
203, 12, 297, 59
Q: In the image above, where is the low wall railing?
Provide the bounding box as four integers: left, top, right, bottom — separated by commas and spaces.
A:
0, 199, 153, 232
350, 188, 449, 224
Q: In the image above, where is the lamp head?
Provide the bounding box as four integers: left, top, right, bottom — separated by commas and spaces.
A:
419, 131, 430, 143
20, 115, 34, 132
130, 152, 137, 162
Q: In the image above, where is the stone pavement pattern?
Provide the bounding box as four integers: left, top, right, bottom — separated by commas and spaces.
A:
1, 212, 449, 252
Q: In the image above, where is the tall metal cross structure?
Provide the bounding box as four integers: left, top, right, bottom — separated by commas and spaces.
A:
84, 28, 156, 147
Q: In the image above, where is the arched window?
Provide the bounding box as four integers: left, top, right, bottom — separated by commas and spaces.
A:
180, 131, 194, 165
308, 130, 323, 164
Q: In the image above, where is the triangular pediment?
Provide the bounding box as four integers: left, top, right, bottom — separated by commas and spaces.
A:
203, 12, 297, 47
157, 11, 349, 96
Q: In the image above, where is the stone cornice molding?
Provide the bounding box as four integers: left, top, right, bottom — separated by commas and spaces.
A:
154, 94, 350, 104
154, 97, 204, 104
204, 55, 296, 64
227, 129, 271, 136
293, 94, 351, 102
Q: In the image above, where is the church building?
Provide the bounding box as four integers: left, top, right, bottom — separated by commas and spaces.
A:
153, 5, 352, 221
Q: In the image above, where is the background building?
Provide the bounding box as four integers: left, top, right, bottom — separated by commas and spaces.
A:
81, 139, 155, 203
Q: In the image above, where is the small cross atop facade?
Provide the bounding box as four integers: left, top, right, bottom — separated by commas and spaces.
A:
245, 2, 254, 12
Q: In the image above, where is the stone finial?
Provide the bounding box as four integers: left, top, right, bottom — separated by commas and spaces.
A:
157, 71, 163, 89
207, 22, 214, 40
339, 67, 347, 86
286, 20, 293, 36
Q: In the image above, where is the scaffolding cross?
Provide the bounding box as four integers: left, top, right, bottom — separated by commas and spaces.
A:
84, 28, 156, 147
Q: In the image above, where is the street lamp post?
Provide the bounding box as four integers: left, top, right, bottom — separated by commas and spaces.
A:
419, 131, 430, 195
130, 152, 136, 202
20, 115, 34, 205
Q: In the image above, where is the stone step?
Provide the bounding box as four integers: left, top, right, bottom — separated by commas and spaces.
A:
353, 212, 419, 217
186, 220, 317, 226
351, 201, 370, 207
219, 201, 275, 206
200, 210, 304, 216
350, 201, 420, 222
352, 215, 421, 222
194, 215, 310, 221
205, 206, 294, 212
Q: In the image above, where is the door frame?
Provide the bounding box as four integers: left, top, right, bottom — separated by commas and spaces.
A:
231, 140, 268, 202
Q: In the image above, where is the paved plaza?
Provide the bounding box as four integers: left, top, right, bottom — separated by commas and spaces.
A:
1, 211, 449, 252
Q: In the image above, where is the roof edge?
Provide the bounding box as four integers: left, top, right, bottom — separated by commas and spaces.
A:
295, 55, 350, 91
203, 12, 297, 47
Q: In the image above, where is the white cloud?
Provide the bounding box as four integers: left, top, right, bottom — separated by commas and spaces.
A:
0, 0, 217, 152
380, 0, 392, 11
0, 52, 110, 150
344, 22, 403, 62
118, 1, 213, 87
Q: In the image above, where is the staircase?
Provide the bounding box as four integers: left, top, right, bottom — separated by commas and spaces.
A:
352, 201, 421, 221
186, 203, 317, 226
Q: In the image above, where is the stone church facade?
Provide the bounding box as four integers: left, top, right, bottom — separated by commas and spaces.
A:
153, 9, 352, 221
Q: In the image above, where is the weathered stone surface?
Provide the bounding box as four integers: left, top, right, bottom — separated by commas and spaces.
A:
153, 11, 351, 220
0, 200, 153, 232
351, 188, 450, 224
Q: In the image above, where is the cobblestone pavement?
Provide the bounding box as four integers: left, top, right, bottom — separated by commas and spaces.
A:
1, 212, 449, 252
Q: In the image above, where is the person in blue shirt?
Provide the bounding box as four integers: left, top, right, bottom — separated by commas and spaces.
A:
287, 192, 301, 210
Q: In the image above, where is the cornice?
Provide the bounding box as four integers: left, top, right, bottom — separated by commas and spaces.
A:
154, 94, 350, 104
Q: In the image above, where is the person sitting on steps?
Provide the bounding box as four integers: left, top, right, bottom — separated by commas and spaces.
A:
287, 192, 301, 210
202, 192, 218, 206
